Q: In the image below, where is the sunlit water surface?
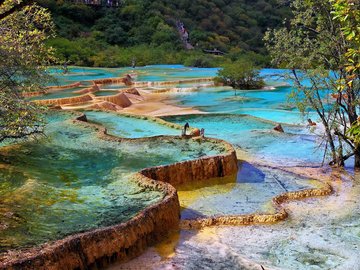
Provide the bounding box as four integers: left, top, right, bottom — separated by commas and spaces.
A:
0, 111, 225, 251
3, 65, 357, 270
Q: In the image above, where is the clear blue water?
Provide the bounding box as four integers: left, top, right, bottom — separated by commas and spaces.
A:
46, 67, 131, 86
0, 111, 226, 251
32, 65, 356, 270
168, 85, 319, 125
178, 161, 319, 219
85, 111, 181, 138
31, 66, 334, 166
163, 114, 324, 166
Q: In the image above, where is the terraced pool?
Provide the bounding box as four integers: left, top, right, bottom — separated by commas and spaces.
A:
0, 111, 226, 251
2, 65, 352, 270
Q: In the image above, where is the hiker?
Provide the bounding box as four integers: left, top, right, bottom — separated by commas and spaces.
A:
63, 62, 68, 74
182, 122, 190, 136
131, 58, 136, 68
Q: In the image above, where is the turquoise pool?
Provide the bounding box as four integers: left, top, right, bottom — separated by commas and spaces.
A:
0, 111, 226, 251
163, 114, 324, 166
85, 111, 181, 138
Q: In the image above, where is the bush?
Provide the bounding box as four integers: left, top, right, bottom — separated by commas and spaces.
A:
217, 59, 265, 89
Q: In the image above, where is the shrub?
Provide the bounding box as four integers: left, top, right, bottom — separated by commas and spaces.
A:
217, 59, 264, 90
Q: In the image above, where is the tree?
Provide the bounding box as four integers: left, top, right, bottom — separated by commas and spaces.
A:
264, 0, 360, 168
216, 59, 265, 93
332, 0, 360, 157
0, 0, 54, 142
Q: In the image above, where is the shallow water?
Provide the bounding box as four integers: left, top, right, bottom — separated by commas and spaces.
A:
46, 67, 130, 86
46, 65, 218, 86
210, 171, 360, 270
27, 87, 88, 101
133, 65, 218, 82
0, 111, 226, 251
85, 111, 181, 138
93, 90, 121, 96
178, 161, 319, 219
99, 84, 128, 90
109, 170, 360, 270
168, 85, 319, 125
11, 65, 355, 269
163, 114, 324, 166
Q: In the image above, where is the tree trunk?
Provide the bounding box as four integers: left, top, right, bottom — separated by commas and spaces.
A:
354, 144, 360, 169
322, 118, 338, 163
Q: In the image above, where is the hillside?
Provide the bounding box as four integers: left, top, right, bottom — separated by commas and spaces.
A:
39, 0, 291, 67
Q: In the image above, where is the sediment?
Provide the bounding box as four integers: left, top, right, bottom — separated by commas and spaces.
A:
22, 83, 84, 98
87, 101, 123, 111
121, 88, 141, 96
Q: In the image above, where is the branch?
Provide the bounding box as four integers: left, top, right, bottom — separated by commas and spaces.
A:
329, 152, 354, 166
299, 24, 320, 35
334, 129, 355, 150
0, 0, 34, 21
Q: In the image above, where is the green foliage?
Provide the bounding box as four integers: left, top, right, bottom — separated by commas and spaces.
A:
183, 53, 221, 68
347, 119, 360, 145
0, 2, 54, 141
37, 0, 291, 66
217, 59, 265, 90
330, 0, 360, 91
265, 0, 360, 167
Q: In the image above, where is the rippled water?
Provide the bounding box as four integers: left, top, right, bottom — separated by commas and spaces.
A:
0, 111, 226, 251
163, 114, 324, 166
178, 161, 319, 219
85, 111, 181, 138
5, 65, 355, 270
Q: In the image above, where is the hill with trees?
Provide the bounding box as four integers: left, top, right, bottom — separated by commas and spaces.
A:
39, 0, 291, 67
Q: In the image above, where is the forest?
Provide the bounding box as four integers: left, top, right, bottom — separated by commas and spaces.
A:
39, 0, 291, 67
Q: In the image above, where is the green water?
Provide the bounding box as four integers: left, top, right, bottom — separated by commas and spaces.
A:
46, 65, 218, 86
27, 87, 88, 101
93, 90, 122, 96
0, 112, 226, 251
